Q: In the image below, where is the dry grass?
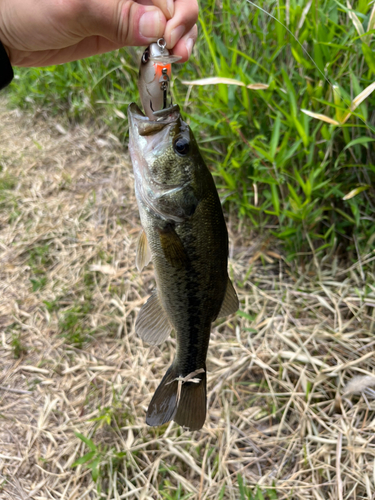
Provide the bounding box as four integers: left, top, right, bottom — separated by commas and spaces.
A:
1, 99, 375, 500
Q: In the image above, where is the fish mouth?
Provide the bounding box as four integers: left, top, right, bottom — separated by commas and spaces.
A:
128, 102, 180, 136
128, 101, 181, 162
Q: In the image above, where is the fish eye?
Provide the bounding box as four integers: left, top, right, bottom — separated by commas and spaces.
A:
173, 136, 190, 156
142, 49, 150, 64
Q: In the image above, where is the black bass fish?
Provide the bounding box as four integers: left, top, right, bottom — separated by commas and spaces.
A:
128, 102, 238, 431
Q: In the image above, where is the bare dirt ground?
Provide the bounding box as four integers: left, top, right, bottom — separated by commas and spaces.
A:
1, 100, 375, 500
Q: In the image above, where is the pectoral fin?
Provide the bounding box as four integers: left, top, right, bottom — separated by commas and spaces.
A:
158, 225, 188, 268
217, 278, 239, 318
136, 230, 152, 272
135, 290, 172, 345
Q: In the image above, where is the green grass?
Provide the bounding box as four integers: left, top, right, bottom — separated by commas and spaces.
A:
27, 244, 52, 292
10, 332, 28, 359
237, 474, 280, 499
8, 0, 375, 259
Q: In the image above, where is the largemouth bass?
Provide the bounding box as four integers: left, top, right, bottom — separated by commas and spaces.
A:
128, 48, 238, 431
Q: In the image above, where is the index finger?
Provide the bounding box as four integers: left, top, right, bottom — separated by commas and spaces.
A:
163, 0, 198, 49
151, 0, 174, 20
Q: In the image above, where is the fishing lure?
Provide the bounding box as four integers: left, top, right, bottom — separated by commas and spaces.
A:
138, 38, 181, 120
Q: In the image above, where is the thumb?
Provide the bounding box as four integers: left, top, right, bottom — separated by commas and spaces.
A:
86, 1, 167, 46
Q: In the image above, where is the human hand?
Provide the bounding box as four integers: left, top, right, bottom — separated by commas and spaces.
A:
0, 0, 198, 67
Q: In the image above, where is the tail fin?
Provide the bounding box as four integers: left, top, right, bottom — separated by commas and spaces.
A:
146, 364, 207, 431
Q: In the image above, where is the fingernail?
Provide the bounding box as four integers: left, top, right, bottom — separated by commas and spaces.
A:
170, 25, 185, 48
140, 10, 162, 39
185, 38, 194, 59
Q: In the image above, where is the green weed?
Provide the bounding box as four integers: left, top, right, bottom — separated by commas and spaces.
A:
160, 483, 193, 500
72, 432, 136, 493
30, 276, 47, 292
0, 173, 17, 191
27, 244, 51, 267
72, 433, 105, 482
58, 300, 93, 347
237, 474, 280, 499
90, 391, 135, 429
10, 332, 27, 359
27, 244, 52, 292
0, 172, 17, 210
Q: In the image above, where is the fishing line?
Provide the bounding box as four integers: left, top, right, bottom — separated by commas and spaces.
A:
244, 3, 375, 156
245, 0, 347, 105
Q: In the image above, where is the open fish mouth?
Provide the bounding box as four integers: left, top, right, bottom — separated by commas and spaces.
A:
128, 102, 180, 158
128, 103, 181, 137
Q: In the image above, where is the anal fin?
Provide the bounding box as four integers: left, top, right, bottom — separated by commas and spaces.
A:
135, 290, 172, 345
217, 278, 239, 318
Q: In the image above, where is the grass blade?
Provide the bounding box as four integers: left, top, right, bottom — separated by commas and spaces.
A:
181, 77, 269, 89
301, 109, 340, 125
346, 0, 365, 37
341, 81, 375, 123
364, 4, 375, 44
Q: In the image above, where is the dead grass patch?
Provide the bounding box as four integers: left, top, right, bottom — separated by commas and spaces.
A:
1, 100, 375, 499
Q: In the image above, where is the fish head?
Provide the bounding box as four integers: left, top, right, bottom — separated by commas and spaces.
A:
128, 103, 203, 221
